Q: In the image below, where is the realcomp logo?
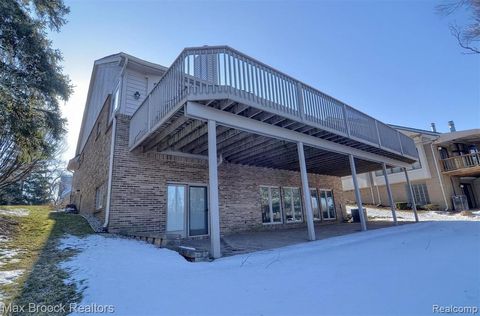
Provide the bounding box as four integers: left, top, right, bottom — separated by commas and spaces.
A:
433, 305, 479, 314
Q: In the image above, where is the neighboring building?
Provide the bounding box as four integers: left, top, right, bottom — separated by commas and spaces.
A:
57, 173, 73, 207
68, 46, 418, 258
342, 123, 480, 211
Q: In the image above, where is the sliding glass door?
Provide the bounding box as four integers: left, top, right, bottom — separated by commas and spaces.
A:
260, 186, 283, 224
167, 184, 208, 237
283, 187, 303, 223
189, 186, 208, 236
319, 189, 336, 220
167, 185, 186, 236
310, 188, 321, 221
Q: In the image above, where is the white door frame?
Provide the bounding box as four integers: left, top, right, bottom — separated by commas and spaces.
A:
166, 182, 210, 238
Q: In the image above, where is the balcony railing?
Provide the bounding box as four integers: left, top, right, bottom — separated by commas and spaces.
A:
441, 152, 480, 172
129, 46, 418, 160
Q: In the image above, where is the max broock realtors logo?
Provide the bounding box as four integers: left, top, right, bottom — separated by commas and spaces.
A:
0, 303, 115, 314
433, 305, 479, 314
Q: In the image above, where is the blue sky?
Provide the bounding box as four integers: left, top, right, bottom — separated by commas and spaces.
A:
50, 0, 480, 161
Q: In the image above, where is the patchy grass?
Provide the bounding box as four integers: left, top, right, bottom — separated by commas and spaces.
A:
0, 205, 93, 315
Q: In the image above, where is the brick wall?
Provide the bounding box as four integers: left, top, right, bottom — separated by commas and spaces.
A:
70, 96, 112, 222
109, 114, 346, 235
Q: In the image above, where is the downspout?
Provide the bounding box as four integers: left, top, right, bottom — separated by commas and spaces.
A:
103, 115, 117, 230
430, 143, 449, 211
103, 56, 128, 230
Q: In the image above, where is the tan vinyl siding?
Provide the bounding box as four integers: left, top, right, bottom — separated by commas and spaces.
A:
124, 70, 148, 116
78, 62, 121, 153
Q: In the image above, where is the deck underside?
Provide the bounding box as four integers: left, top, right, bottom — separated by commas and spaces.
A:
135, 99, 416, 177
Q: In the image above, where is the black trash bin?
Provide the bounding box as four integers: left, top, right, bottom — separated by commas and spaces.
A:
351, 208, 366, 222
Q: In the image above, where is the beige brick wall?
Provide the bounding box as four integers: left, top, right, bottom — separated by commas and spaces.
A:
71, 97, 112, 222
108, 114, 346, 235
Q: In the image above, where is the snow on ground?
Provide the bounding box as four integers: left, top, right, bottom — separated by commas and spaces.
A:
0, 270, 23, 285
0, 208, 29, 217
346, 205, 480, 222
0, 234, 23, 301
0, 249, 20, 267
61, 222, 480, 316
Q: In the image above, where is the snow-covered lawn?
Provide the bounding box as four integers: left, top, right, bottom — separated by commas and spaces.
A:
61, 221, 480, 316
0, 208, 29, 217
346, 205, 480, 222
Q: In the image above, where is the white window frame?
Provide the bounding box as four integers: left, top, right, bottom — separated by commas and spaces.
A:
310, 188, 322, 221
110, 81, 121, 118
260, 186, 283, 225
166, 182, 210, 238
282, 186, 303, 223
408, 183, 430, 206
319, 189, 336, 221
95, 184, 105, 210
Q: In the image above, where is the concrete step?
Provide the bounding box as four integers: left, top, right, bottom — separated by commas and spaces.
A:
176, 246, 211, 262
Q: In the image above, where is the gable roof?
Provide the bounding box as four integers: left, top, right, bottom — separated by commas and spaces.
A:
74, 52, 168, 156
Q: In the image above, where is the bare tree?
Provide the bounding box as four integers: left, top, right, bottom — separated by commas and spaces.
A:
438, 0, 480, 54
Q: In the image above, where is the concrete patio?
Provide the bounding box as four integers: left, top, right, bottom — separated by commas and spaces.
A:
179, 220, 414, 257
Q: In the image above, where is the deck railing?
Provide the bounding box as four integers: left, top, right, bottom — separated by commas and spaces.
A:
129, 46, 418, 160
441, 153, 480, 172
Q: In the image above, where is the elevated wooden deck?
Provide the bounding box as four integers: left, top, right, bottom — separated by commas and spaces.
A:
128, 46, 418, 176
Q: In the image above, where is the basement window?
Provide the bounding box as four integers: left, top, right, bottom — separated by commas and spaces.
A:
260, 186, 283, 224
95, 183, 106, 210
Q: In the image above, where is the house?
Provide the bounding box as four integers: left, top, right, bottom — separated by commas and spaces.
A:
68, 46, 418, 258
57, 173, 73, 207
342, 122, 480, 211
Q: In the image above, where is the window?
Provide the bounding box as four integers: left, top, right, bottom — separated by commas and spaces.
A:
95, 183, 106, 210
95, 121, 101, 139
167, 185, 186, 232
439, 147, 449, 159
260, 187, 282, 224
111, 85, 120, 115
310, 189, 321, 221
375, 159, 422, 177
283, 187, 303, 223
406, 183, 430, 206
411, 159, 421, 170
319, 189, 336, 220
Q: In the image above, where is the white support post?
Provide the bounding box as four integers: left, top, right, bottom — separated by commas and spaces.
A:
368, 172, 376, 205
349, 155, 367, 231
382, 163, 398, 225
403, 167, 419, 222
297, 142, 316, 241
208, 120, 221, 258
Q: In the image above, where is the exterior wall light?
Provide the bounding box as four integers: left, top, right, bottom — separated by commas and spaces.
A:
134, 91, 140, 100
